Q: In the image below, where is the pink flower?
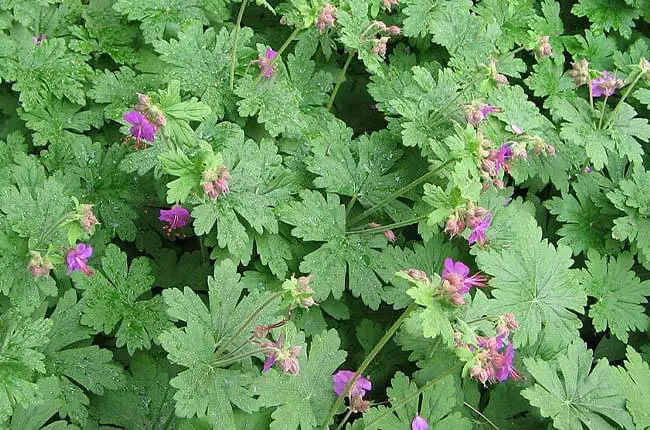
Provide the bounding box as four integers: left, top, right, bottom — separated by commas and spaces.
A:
159, 205, 191, 230
261, 334, 302, 375
332, 370, 372, 398
123, 111, 156, 143
468, 213, 492, 246
254, 48, 278, 79
444, 216, 466, 238
496, 313, 518, 338
591, 71, 624, 97
412, 416, 429, 430
66, 243, 93, 276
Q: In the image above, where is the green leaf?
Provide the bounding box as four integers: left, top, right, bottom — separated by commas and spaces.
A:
89, 352, 177, 429
159, 259, 282, 426
1, 38, 92, 111
572, 0, 642, 39
362, 372, 471, 430
254, 329, 346, 430
580, 250, 649, 343
74, 244, 172, 355
278, 190, 386, 309
0, 311, 52, 422
522, 341, 634, 430
113, 0, 211, 44
615, 347, 650, 430
18, 98, 102, 148
545, 174, 622, 256
524, 59, 575, 111
476, 238, 586, 349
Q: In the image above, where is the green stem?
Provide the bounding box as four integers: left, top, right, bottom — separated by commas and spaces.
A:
464, 402, 501, 430
215, 291, 284, 354
161, 409, 176, 430
348, 158, 457, 227
199, 236, 207, 263
254, 26, 302, 85
346, 194, 358, 217
334, 408, 353, 430
41, 213, 73, 242
212, 350, 260, 368
360, 365, 462, 429
229, 0, 249, 91
320, 303, 418, 429
346, 216, 427, 235
605, 71, 643, 130
598, 95, 608, 129
327, 50, 355, 110
588, 77, 594, 109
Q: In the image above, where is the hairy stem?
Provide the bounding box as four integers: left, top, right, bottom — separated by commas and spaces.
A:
229, 0, 249, 91
254, 26, 302, 85
598, 95, 608, 129
320, 303, 418, 429
215, 291, 284, 354
605, 71, 644, 130
464, 401, 501, 430
327, 50, 355, 110
345, 216, 428, 235
348, 158, 457, 227
333, 408, 353, 430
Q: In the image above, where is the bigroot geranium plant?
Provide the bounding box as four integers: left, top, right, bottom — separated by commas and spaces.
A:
0, 0, 649, 429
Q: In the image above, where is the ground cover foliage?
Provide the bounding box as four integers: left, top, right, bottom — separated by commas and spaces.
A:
0, 0, 649, 429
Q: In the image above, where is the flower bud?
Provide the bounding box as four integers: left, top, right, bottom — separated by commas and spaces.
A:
371, 37, 389, 57
373, 21, 388, 32
78, 204, 100, 234
350, 394, 371, 413
388, 26, 401, 35
537, 36, 552, 57
444, 217, 465, 237
383, 229, 397, 243
568, 58, 589, 86
493, 178, 505, 189
27, 252, 54, 279
382, 0, 399, 11
407, 268, 429, 281
545, 144, 556, 156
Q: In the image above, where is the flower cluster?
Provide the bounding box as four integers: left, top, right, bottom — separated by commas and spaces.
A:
123, 93, 166, 147
457, 314, 520, 386
383, 0, 399, 11
465, 102, 502, 126
332, 370, 372, 413
445, 202, 492, 246
77, 204, 100, 234
537, 35, 552, 58
315, 3, 336, 32
282, 274, 316, 309
201, 167, 231, 200
441, 258, 487, 305
28, 251, 54, 279
369, 21, 401, 57
253, 47, 278, 79
261, 333, 301, 375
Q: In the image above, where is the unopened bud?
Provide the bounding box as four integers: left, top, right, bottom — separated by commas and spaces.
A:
537, 36, 552, 57
79, 204, 100, 234
388, 26, 401, 35
407, 268, 429, 281
383, 229, 397, 243
27, 252, 54, 279
382, 0, 399, 11
568, 58, 589, 86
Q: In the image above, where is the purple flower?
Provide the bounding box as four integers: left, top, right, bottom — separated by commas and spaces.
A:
123, 111, 156, 142
494, 143, 513, 174
584, 166, 593, 174
66, 243, 93, 276
465, 103, 501, 126
468, 213, 492, 246
412, 416, 429, 430
494, 344, 520, 382
254, 48, 278, 79
32, 34, 48, 46
332, 370, 372, 398
159, 205, 190, 230
591, 71, 624, 98
442, 258, 486, 294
